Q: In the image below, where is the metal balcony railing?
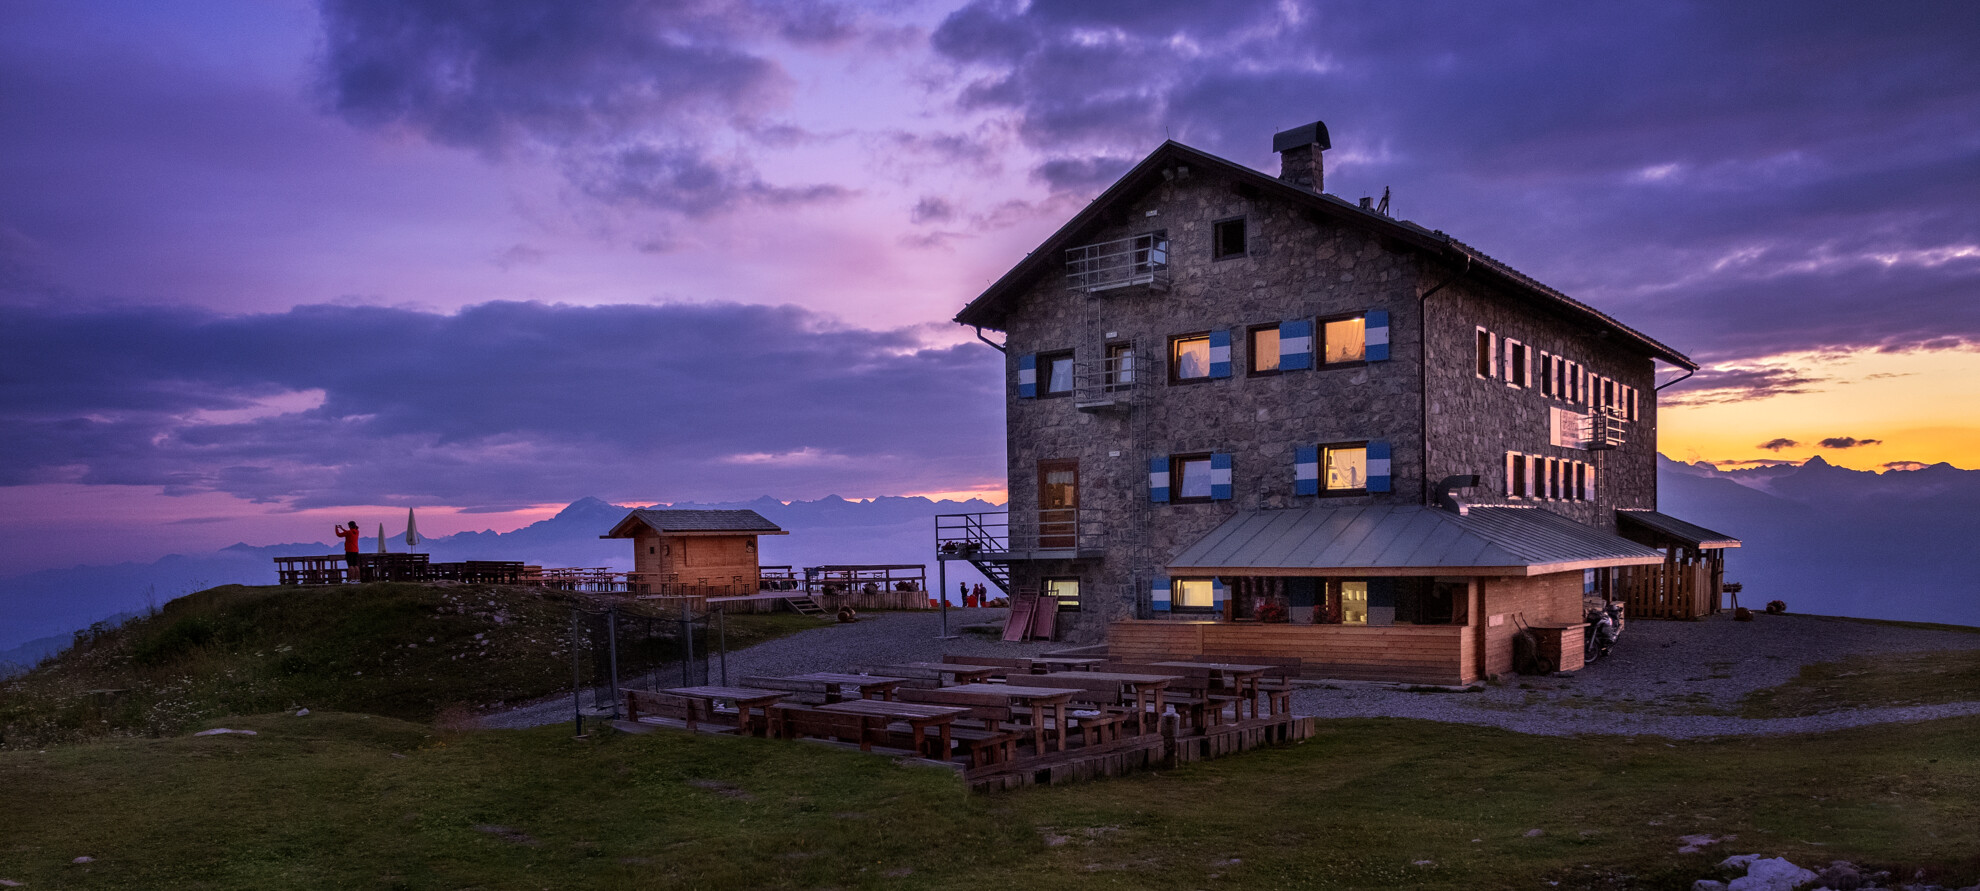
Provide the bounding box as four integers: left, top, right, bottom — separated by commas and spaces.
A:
1071, 354, 1142, 410
1587, 407, 1628, 450
936, 510, 1106, 556
1066, 233, 1169, 293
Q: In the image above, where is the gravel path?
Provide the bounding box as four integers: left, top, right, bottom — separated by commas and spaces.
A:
481, 610, 1980, 737
1292, 612, 1980, 738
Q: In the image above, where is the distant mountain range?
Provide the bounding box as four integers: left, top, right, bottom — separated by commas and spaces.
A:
1656, 455, 1979, 627
0, 495, 1003, 657
5, 458, 1977, 660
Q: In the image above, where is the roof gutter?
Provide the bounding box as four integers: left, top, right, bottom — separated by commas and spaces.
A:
973, 325, 1006, 354
1419, 252, 1472, 505
1654, 365, 1696, 392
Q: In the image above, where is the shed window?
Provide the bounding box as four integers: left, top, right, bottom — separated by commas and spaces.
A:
1174, 578, 1216, 609
1046, 578, 1081, 612
1212, 217, 1247, 259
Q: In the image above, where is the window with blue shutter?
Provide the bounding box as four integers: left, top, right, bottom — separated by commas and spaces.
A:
1208, 328, 1232, 378
1148, 456, 1170, 503
1210, 453, 1233, 500
1017, 353, 1037, 398
1367, 439, 1392, 492
1294, 445, 1319, 495
1212, 577, 1226, 612
1365, 310, 1390, 361
1151, 577, 1171, 612
1279, 318, 1313, 370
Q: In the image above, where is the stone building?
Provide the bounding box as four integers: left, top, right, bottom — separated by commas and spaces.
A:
942, 122, 1736, 683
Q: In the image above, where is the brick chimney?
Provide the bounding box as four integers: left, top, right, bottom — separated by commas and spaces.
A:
1273, 121, 1331, 193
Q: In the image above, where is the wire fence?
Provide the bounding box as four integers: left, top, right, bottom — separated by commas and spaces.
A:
564, 601, 729, 733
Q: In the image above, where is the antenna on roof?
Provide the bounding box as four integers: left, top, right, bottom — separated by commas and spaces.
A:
1376, 186, 1390, 216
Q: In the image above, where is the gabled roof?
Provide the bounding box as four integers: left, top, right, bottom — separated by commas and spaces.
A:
601, 509, 787, 539
1165, 504, 1665, 577
955, 140, 1695, 370
1617, 509, 1741, 549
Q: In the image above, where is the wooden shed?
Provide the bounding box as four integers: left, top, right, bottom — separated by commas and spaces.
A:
601, 509, 787, 597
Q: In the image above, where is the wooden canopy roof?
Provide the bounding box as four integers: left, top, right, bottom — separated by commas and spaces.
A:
601, 509, 788, 539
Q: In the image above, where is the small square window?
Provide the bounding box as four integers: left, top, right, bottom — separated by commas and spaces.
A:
1169, 333, 1212, 382
1039, 350, 1074, 396
1321, 315, 1367, 365
1322, 443, 1368, 493
1046, 578, 1081, 612
1171, 453, 1214, 502
1175, 578, 1215, 609
1248, 325, 1281, 375
1212, 217, 1247, 260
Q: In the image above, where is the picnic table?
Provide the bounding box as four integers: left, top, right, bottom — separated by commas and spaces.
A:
779, 672, 907, 702
815, 700, 970, 759
1031, 656, 1105, 672
879, 661, 1002, 685
1031, 671, 1180, 735
1153, 661, 1275, 717
941, 683, 1077, 753
665, 686, 787, 734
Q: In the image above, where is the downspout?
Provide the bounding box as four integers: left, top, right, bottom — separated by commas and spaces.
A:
1418, 251, 1472, 505
973, 325, 1007, 354
1654, 365, 1695, 391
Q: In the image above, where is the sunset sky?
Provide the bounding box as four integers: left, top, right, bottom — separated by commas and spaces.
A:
3, 1, 1976, 575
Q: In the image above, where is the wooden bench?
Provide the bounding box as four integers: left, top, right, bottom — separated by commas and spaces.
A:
740, 676, 833, 705
896, 688, 1024, 764
1196, 654, 1302, 716
766, 704, 894, 752
625, 689, 734, 733
942, 654, 1035, 677
1103, 663, 1241, 729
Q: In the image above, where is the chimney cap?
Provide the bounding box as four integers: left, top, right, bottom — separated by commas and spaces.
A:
1272, 121, 1332, 153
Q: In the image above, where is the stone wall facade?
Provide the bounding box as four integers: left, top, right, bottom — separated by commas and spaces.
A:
993, 161, 1668, 643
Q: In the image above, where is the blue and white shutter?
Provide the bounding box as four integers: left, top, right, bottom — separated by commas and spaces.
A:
1294, 445, 1319, 495
1210, 453, 1233, 500
1017, 353, 1037, 398
1208, 328, 1232, 378
1211, 578, 1226, 612
1366, 439, 1392, 493
1150, 577, 1171, 612
1365, 311, 1390, 362
1148, 456, 1170, 503
1279, 319, 1313, 371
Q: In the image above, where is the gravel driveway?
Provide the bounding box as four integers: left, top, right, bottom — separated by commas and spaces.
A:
482, 609, 1980, 737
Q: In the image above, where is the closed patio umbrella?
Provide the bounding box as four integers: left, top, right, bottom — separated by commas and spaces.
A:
377, 523, 387, 553
405, 508, 421, 550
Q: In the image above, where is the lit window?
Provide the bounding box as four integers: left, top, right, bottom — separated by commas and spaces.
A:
1171, 454, 1214, 502
1340, 581, 1369, 625
1322, 315, 1366, 364
1212, 217, 1247, 259
1170, 333, 1211, 381
1323, 444, 1367, 492
1249, 325, 1281, 374
1175, 578, 1215, 609
1041, 350, 1074, 396
1046, 578, 1081, 612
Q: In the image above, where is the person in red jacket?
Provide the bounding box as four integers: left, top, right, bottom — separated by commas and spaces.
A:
335, 521, 362, 555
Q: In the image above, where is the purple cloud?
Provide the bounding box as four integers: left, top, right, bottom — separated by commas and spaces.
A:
1757, 438, 1800, 451
1660, 366, 1825, 406
1819, 436, 1883, 449
0, 302, 1004, 509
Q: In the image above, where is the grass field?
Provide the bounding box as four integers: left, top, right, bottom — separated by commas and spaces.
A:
1, 712, 1975, 889
0, 583, 818, 749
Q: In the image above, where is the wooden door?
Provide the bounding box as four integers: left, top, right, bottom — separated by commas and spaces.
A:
1038, 459, 1078, 549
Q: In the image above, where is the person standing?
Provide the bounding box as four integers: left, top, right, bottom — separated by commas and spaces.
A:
334, 520, 362, 582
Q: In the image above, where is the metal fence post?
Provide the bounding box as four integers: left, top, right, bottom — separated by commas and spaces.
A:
717, 607, 729, 687
605, 607, 621, 718
680, 600, 696, 687
570, 608, 584, 737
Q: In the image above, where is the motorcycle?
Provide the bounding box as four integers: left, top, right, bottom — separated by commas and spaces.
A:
1584, 601, 1625, 661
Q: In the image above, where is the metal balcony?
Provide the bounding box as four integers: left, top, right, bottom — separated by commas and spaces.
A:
936, 510, 1107, 561
1587, 407, 1628, 450
1066, 233, 1169, 293
1072, 355, 1140, 413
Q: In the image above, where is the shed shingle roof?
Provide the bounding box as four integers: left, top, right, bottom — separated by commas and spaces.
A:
1166, 505, 1665, 577
602, 509, 786, 539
